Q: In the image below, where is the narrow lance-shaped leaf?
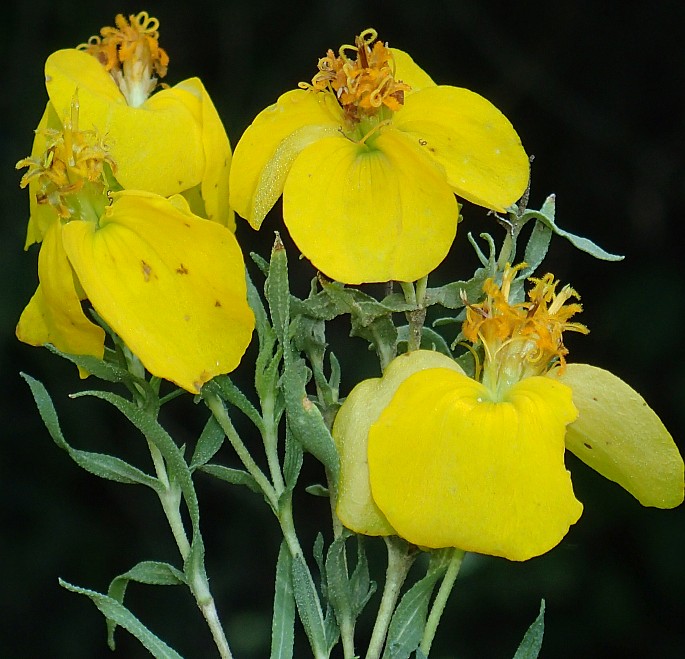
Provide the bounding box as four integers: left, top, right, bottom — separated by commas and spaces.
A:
271, 542, 295, 659
513, 600, 546, 659
21, 374, 160, 490
59, 579, 183, 658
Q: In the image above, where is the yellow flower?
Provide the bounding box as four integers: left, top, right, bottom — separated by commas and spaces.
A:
16, 100, 254, 394
24, 10, 233, 251
229, 29, 529, 284
333, 266, 683, 560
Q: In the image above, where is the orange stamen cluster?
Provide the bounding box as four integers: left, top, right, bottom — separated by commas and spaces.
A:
16, 95, 116, 219
463, 264, 588, 379
305, 29, 410, 121
77, 11, 169, 80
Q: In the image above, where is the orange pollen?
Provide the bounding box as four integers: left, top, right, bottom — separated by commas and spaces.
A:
301, 28, 411, 121
462, 264, 589, 373
77, 11, 169, 79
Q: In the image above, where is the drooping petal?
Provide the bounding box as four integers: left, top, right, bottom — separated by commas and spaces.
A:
368, 370, 582, 561
551, 364, 684, 508
45, 49, 205, 197
229, 89, 343, 228
16, 219, 105, 366
282, 129, 458, 283
390, 48, 436, 93
174, 78, 235, 229
333, 350, 464, 536
392, 85, 529, 212
61, 191, 254, 393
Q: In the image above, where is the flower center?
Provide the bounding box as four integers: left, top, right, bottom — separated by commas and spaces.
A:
301, 28, 411, 136
16, 94, 115, 223
77, 11, 169, 107
462, 263, 589, 398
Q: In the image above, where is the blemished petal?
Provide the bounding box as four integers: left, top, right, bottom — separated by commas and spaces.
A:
16, 219, 105, 367
392, 85, 529, 212
282, 129, 459, 284
368, 370, 582, 561
174, 78, 235, 230
229, 89, 343, 228
390, 48, 436, 93
61, 191, 255, 393
45, 49, 205, 197
333, 350, 464, 536
551, 363, 684, 508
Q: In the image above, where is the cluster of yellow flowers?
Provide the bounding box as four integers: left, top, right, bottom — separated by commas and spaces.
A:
17, 13, 683, 561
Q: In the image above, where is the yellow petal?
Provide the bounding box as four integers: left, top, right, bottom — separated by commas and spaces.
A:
390, 48, 436, 93
17, 219, 105, 368
23, 103, 62, 248
45, 50, 205, 197
333, 350, 464, 536
61, 191, 255, 393
551, 363, 684, 508
282, 129, 458, 284
392, 86, 529, 211
229, 89, 343, 228
368, 370, 582, 561
174, 78, 235, 229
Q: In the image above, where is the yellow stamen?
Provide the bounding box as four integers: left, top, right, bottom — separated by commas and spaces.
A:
16, 93, 116, 219
302, 28, 411, 123
77, 12, 169, 107
462, 264, 588, 395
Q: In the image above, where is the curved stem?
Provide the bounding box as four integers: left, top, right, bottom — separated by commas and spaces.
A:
365, 537, 416, 659
419, 548, 465, 656
205, 392, 279, 512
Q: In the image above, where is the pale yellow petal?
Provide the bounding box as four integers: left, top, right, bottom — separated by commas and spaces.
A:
229, 89, 343, 228
551, 363, 684, 508
282, 128, 458, 284
333, 350, 464, 536
61, 191, 254, 393
393, 85, 529, 211
368, 371, 582, 560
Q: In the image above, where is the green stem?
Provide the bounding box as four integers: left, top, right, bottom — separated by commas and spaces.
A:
191, 570, 234, 659
147, 439, 191, 560
147, 438, 232, 657
205, 392, 279, 511
262, 388, 286, 495
365, 538, 417, 659
419, 548, 465, 656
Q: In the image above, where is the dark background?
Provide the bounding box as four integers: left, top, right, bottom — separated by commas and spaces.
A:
2, 1, 684, 657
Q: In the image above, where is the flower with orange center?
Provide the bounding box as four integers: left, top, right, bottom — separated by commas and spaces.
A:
333, 265, 683, 560
230, 29, 530, 284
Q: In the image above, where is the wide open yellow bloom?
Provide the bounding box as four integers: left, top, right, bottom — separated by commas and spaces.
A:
25, 10, 233, 249
230, 29, 529, 284
333, 268, 683, 560
17, 103, 254, 393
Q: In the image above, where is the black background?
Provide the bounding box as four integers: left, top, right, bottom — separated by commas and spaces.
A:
1, 1, 684, 657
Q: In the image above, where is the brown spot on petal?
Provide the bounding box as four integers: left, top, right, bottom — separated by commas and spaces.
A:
214, 300, 222, 307
583, 442, 593, 449
176, 263, 189, 275
184, 314, 190, 321
141, 260, 152, 281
